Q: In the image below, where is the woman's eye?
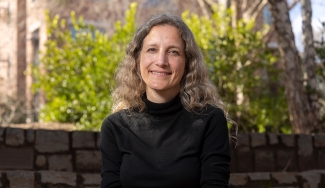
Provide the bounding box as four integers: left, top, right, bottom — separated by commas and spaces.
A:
169, 50, 180, 56
147, 48, 156, 53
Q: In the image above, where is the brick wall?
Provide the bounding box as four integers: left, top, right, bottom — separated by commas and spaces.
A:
1, 127, 325, 187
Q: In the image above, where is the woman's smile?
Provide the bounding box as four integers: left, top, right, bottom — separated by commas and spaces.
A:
150, 70, 172, 75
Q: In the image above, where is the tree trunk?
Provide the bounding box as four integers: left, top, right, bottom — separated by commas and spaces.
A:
230, 0, 240, 27
301, 0, 320, 123
267, 0, 320, 133
17, 0, 27, 101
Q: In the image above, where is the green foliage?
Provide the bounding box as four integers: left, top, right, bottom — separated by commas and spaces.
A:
182, 5, 291, 133
33, 2, 290, 133
32, 3, 137, 130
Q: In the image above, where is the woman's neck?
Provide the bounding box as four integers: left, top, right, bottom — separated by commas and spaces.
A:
146, 89, 180, 103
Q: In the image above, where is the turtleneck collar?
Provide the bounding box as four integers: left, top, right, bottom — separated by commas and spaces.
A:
142, 94, 183, 116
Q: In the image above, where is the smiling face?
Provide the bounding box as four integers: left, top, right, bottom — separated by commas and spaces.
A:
139, 24, 186, 103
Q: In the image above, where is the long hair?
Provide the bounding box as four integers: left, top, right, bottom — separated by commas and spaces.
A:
112, 13, 226, 115
112, 13, 237, 145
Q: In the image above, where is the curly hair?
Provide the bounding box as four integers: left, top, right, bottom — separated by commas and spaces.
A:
112, 13, 226, 115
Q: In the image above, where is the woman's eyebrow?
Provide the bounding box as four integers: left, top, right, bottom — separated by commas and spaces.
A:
142, 43, 158, 47
168, 45, 182, 49
144, 43, 183, 49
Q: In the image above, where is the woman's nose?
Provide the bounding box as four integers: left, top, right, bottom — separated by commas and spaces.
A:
155, 51, 168, 66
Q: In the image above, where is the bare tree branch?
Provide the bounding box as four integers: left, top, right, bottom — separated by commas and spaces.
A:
288, 0, 299, 10
230, 0, 239, 27
204, 0, 217, 7
243, 0, 267, 21
242, 0, 248, 11
262, 25, 274, 44
250, 0, 268, 21
198, 0, 209, 17
0, 95, 28, 125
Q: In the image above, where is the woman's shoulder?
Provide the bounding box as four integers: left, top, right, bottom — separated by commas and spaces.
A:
101, 109, 145, 129
101, 110, 128, 129
199, 104, 225, 117
186, 104, 226, 123
198, 105, 228, 133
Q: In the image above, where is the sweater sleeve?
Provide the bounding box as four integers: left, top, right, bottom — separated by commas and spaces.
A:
200, 108, 231, 188
100, 117, 123, 188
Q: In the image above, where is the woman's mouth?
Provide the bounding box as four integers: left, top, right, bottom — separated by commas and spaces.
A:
150, 71, 171, 75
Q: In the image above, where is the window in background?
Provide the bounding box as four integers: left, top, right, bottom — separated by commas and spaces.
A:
263, 4, 273, 25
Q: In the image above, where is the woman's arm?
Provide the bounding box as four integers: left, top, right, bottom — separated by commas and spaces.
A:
100, 118, 123, 188
200, 108, 231, 188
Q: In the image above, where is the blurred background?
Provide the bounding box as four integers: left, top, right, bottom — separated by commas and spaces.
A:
0, 0, 324, 134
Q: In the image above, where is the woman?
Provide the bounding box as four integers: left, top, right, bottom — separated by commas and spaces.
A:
100, 13, 232, 188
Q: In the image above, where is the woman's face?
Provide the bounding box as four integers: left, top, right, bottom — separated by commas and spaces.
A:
139, 24, 186, 100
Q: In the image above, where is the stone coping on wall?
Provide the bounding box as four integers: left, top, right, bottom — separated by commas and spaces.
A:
0, 170, 325, 188
2, 123, 75, 131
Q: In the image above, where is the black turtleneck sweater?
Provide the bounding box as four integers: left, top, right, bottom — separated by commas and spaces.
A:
100, 96, 230, 188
